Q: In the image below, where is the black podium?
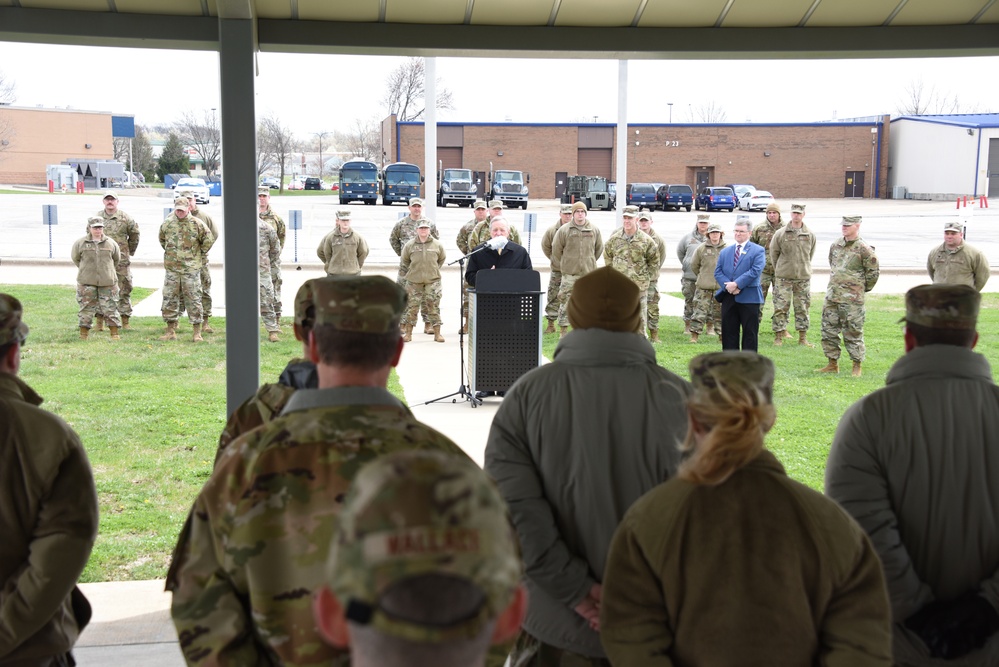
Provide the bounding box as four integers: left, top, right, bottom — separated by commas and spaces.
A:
467, 269, 543, 396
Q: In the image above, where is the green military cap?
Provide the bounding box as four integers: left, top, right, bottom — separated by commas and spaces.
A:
571, 201, 587, 213
335, 209, 352, 220
488, 200, 504, 210
790, 203, 805, 213
409, 197, 424, 206
766, 202, 781, 213
689, 351, 775, 404
706, 222, 723, 234
841, 215, 862, 225
474, 200, 488, 210
173, 197, 190, 210
560, 203, 573, 214
257, 186, 270, 196
900, 284, 979, 330
328, 450, 521, 643
568, 266, 640, 333
179, 190, 196, 199
0, 293, 29, 347
943, 221, 963, 232
622, 205, 639, 217
87, 216, 105, 227
696, 213, 710, 222
312, 275, 406, 333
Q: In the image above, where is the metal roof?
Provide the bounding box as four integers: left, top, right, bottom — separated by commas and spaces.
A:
891, 113, 999, 128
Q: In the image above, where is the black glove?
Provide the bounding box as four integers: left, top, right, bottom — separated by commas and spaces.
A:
904, 598, 955, 657
932, 593, 999, 660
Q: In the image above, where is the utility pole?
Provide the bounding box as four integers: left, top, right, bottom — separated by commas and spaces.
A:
313, 131, 331, 180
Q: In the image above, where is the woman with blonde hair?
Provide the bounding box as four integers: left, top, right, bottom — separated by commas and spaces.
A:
600, 351, 892, 666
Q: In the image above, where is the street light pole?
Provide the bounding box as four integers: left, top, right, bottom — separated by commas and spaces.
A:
668, 102, 673, 123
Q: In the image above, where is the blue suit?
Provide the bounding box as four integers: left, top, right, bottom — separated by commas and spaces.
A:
714, 241, 765, 350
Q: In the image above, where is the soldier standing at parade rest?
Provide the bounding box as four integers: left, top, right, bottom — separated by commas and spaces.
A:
551, 200, 603, 338
542, 203, 573, 334
0, 293, 100, 666
817, 215, 880, 377
457, 200, 489, 334
749, 201, 785, 326
637, 210, 666, 342
313, 450, 526, 667
401, 220, 447, 343
676, 214, 710, 335
470, 200, 522, 247
158, 197, 214, 342
926, 220, 990, 291
257, 186, 286, 321
770, 202, 817, 347
689, 222, 726, 344
603, 205, 659, 336
390, 197, 440, 335
317, 209, 369, 276
167, 276, 471, 666
182, 190, 219, 333
257, 213, 282, 343
71, 217, 122, 340
95, 190, 139, 330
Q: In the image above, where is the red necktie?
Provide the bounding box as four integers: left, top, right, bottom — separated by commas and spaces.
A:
734, 244, 741, 268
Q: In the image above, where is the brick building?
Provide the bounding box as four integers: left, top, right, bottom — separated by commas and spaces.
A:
0, 106, 116, 185
383, 115, 891, 200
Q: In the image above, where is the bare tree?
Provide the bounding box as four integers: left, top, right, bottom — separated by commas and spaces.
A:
334, 119, 380, 161
0, 70, 14, 105
381, 58, 454, 121
175, 109, 222, 178
896, 78, 966, 115
687, 101, 728, 123
0, 70, 15, 156
259, 114, 299, 193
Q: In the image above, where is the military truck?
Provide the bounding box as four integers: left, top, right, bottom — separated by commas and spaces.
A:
488, 163, 529, 209
437, 163, 478, 207
564, 175, 613, 211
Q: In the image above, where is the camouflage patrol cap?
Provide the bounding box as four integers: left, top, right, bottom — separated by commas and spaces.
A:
173, 197, 190, 210
0, 294, 29, 347
416, 220, 431, 229
943, 221, 964, 232
335, 209, 352, 220
689, 351, 775, 404
102, 190, 119, 201
638, 212, 652, 222
571, 201, 587, 213
790, 203, 805, 213
473, 200, 488, 210
560, 203, 573, 214
409, 197, 424, 206
311, 275, 406, 333
328, 450, 520, 643
87, 216, 105, 227
696, 213, 710, 223
622, 205, 639, 217
706, 222, 723, 234
293, 279, 320, 335
257, 186, 270, 196
488, 200, 504, 210
765, 202, 781, 213
900, 284, 979, 330
567, 266, 641, 332
841, 215, 862, 225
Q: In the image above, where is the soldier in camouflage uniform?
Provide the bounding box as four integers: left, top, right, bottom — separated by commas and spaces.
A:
400, 220, 447, 343
158, 197, 215, 342
71, 217, 122, 340
541, 204, 572, 334
317, 209, 369, 276
95, 190, 139, 330
817, 216, 880, 377
770, 203, 817, 347
469, 200, 522, 247
181, 191, 220, 333
676, 214, 710, 334
638, 211, 666, 342
258, 214, 282, 342
551, 201, 603, 337
688, 223, 726, 343
603, 206, 659, 337
927, 220, 990, 291
258, 187, 287, 321
749, 202, 785, 327
167, 276, 471, 667
313, 450, 526, 667
457, 200, 489, 334
389, 197, 440, 334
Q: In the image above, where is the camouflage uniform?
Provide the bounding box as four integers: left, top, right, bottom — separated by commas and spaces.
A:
644, 227, 667, 333
551, 219, 603, 328
159, 211, 214, 325
98, 208, 139, 316
401, 235, 446, 327
258, 217, 281, 333
821, 234, 879, 363
470, 218, 522, 247
457, 217, 480, 323
390, 216, 440, 326
926, 239, 990, 291
603, 228, 659, 335
689, 238, 727, 335
259, 206, 286, 318
542, 219, 566, 324
71, 229, 122, 329
676, 225, 708, 326
749, 218, 784, 318
190, 205, 218, 318
317, 228, 369, 276
770, 223, 817, 333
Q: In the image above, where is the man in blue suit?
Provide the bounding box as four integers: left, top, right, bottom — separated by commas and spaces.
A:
714, 216, 766, 351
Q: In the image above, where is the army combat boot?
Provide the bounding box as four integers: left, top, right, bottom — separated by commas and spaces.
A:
815, 358, 839, 373
559, 326, 568, 339
268, 331, 279, 343
774, 331, 784, 347
705, 322, 715, 336
109, 326, 121, 341
424, 322, 433, 335
159, 322, 177, 341
649, 328, 660, 343
202, 318, 214, 334
94, 314, 105, 331
79, 326, 89, 340
784, 329, 793, 339
544, 320, 556, 334
798, 331, 814, 348
852, 361, 863, 377
683, 319, 690, 335
689, 332, 699, 344
192, 323, 204, 342
402, 325, 413, 343
121, 314, 131, 330
433, 325, 445, 343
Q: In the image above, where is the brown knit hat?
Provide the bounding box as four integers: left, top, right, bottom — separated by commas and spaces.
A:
567, 267, 641, 332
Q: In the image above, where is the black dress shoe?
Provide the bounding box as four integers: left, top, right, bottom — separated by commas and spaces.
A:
496, 391, 506, 398
475, 391, 490, 399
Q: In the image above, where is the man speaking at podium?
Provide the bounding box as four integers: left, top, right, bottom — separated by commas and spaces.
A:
465, 217, 533, 287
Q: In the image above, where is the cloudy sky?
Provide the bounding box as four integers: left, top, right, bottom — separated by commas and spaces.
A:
1, 41, 996, 135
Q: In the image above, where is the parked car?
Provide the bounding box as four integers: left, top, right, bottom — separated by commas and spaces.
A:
608, 182, 617, 209
260, 176, 280, 189
725, 183, 756, 207
626, 183, 658, 208
287, 177, 305, 191
656, 184, 694, 211
739, 190, 775, 211
695, 186, 736, 212
330, 183, 340, 192
304, 177, 323, 190
171, 177, 210, 204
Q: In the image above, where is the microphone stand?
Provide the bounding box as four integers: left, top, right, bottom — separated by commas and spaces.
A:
423, 244, 493, 408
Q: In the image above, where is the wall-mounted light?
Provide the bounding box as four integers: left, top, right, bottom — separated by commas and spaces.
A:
968, 129, 975, 136
763, 151, 771, 157
635, 130, 640, 135
85, 143, 92, 149
497, 151, 503, 156
635, 141, 640, 146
